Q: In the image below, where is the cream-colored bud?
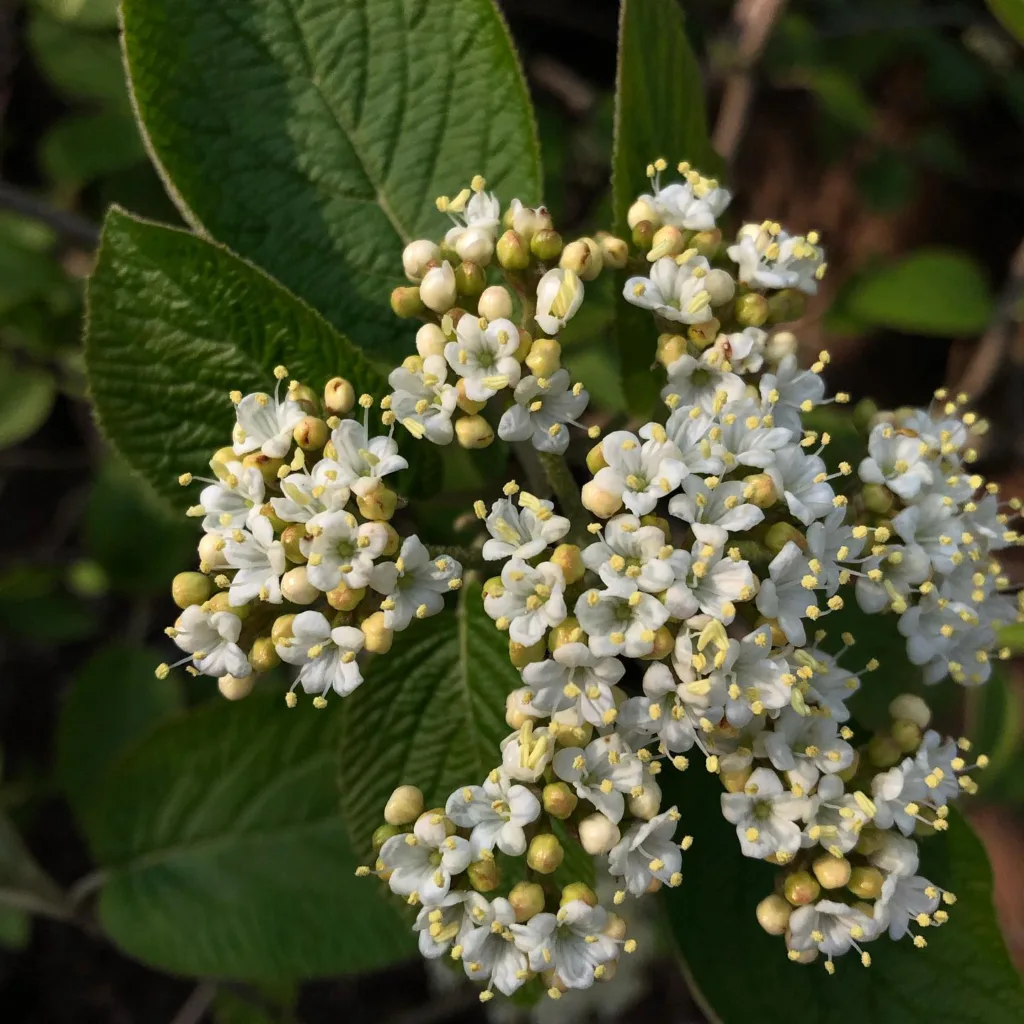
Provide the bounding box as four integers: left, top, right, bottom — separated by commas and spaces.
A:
402, 354, 425, 373
656, 333, 688, 369
271, 614, 296, 644
743, 473, 778, 509
198, 532, 227, 569
628, 777, 662, 819
720, 767, 752, 793
202, 592, 247, 618
293, 415, 329, 451
526, 834, 564, 874
598, 234, 628, 270
280, 566, 318, 605
509, 881, 546, 922
218, 674, 255, 701
361, 611, 393, 654
381, 523, 400, 557
509, 638, 547, 669
172, 571, 213, 609
627, 197, 661, 230
581, 481, 623, 519
560, 883, 598, 908
812, 854, 851, 890
281, 524, 307, 563
385, 785, 424, 826
548, 617, 584, 652
756, 894, 793, 935
690, 229, 722, 260
455, 227, 494, 266
579, 813, 620, 855
416, 323, 447, 360
603, 913, 627, 941
647, 225, 685, 261
290, 383, 317, 413
542, 782, 578, 819
889, 693, 931, 730
640, 626, 674, 661
550, 544, 584, 585
242, 453, 284, 487
505, 688, 535, 729
467, 858, 501, 893
784, 870, 820, 906
419, 261, 458, 313
525, 338, 561, 377
560, 237, 603, 281
324, 377, 355, 415
704, 268, 736, 306
455, 414, 494, 449
327, 584, 365, 612
765, 330, 798, 364
477, 285, 514, 321
357, 484, 398, 521
210, 446, 237, 480
402, 239, 440, 282
510, 202, 552, 242
249, 637, 280, 673
455, 378, 487, 415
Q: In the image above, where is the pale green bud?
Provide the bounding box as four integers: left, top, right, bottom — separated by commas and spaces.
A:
455, 414, 494, 449
848, 866, 884, 900
249, 637, 280, 673
542, 782, 577, 820
496, 230, 530, 270
756, 894, 792, 935
281, 524, 307, 563
172, 571, 213, 609
356, 484, 398, 521
734, 292, 770, 328
526, 834, 564, 874
560, 883, 598, 908
509, 881, 546, 922
390, 285, 425, 318
467, 857, 501, 893
530, 228, 563, 263
455, 260, 487, 297
784, 870, 820, 906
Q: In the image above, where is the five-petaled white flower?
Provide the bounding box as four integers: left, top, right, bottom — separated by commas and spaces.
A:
662, 351, 744, 416
575, 587, 670, 658
232, 388, 305, 459
198, 461, 265, 534
481, 495, 570, 562
593, 428, 687, 515
582, 514, 681, 596
331, 418, 408, 498
511, 900, 619, 989
445, 772, 540, 858
459, 897, 530, 997
483, 558, 567, 646
275, 610, 366, 698
303, 510, 389, 592
389, 359, 458, 445
720, 767, 807, 860
608, 807, 684, 896
378, 812, 473, 905
223, 515, 287, 605
552, 734, 643, 823
444, 316, 522, 401
623, 256, 715, 324
497, 370, 589, 455
172, 604, 250, 678
370, 535, 462, 631
520, 642, 625, 727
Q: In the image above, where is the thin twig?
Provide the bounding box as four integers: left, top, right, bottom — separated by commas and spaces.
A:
169, 981, 217, 1024
712, 0, 789, 166
0, 180, 101, 249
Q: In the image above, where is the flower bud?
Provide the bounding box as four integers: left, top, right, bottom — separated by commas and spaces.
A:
562, 237, 603, 281
530, 228, 563, 263
848, 866, 884, 900
578, 812, 621, 855
202, 592, 249, 618
455, 260, 487, 297
598, 234, 628, 270
784, 871, 820, 906
390, 285, 425, 318
704, 268, 736, 306
854, 828, 885, 856
735, 292, 770, 328
853, 397, 880, 435
867, 734, 902, 768
509, 881, 546, 922
647, 225, 685, 262
788, 948, 819, 965
639, 626, 674, 661
496, 230, 530, 271
586, 441, 608, 474
560, 883, 598, 908
455, 414, 494, 449
550, 544, 584, 585
455, 227, 494, 267
720, 766, 752, 793
281, 524, 307, 563
812, 854, 852, 890
687, 318, 719, 350
656, 333, 688, 368
416, 323, 447, 360
525, 338, 561, 377
765, 522, 806, 554
218, 674, 255, 701
891, 719, 922, 753
172, 571, 213, 609
640, 514, 670, 540
478, 285, 514, 322
369, 826, 401, 855
381, 523, 400, 557
385, 785, 424, 826
509, 637, 547, 669
454, 378, 487, 415
603, 913, 627, 942
290, 384, 317, 413
327, 584, 365, 612
837, 750, 860, 782
889, 693, 931, 730
505, 688, 535, 729
324, 377, 356, 415
756, 894, 793, 935
628, 777, 662, 819
550, 720, 591, 748
420, 261, 457, 313
764, 330, 797, 364
242, 453, 285, 487
467, 857, 501, 893
526, 833, 565, 874
862, 483, 895, 515
357, 484, 398, 521
361, 611, 393, 654
260, 503, 288, 534
281, 566, 318, 605
581, 481, 623, 519
690, 229, 722, 260
249, 637, 280, 673
631, 220, 655, 251
513, 327, 533, 362
402, 239, 441, 281
767, 288, 807, 325
743, 473, 778, 509
210, 446, 237, 479
271, 614, 295, 644
627, 198, 660, 230
542, 781, 578, 820
198, 532, 227, 570
293, 415, 329, 451
548, 617, 585, 652
508, 202, 552, 241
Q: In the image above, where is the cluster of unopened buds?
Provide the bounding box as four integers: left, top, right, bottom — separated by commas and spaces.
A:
159, 367, 462, 705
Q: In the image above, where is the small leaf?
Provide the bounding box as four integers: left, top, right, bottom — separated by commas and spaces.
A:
845, 249, 994, 337
988, 0, 1024, 45
0, 906, 30, 950
41, 111, 147, 185
0, 357, 55, 450
0, 810, 67, 919
121, 0, 542, 359
82, 694, 413, 981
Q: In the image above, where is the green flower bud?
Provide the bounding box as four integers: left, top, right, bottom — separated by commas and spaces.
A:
631, 220, 655, 251
496, 229, 530, 270
390, 285, 425, 318
891, 719, 922, 753
271, 614, 295, 644
853, 397, 880, 436
812, 854, 851, 890
373, 823, 402, 852
172, 571, 213, 610
548, 617, 585, 652
242, 453, 285, 487
854, 828, 885, 856
734, 292, 770, 328
542, 782, 578, 820
639, 626, 674, 662
249, 637, 280, 673
687, 318, 720, 351
509, 637, 547, 669
218, 674, 255, 701
889, 693, 931, 729
586, 440, 608, 474
509, 881, 546, 922
324, 377, 356, 415
767, 288, 807, 325
530, 228, 563, 262
290, 384, 318, 413
862, 483, 895, 515
848, 866, 884, 900
384, 785, 424, 826
756, 894, 792, 935
327, 584, 365, 612
454, 414, 494, 449
467, 856, 501, 893
765, 522, 806, 555
293, 416, 329, 451
280, 566, 318, 605
867, 734, 902, 768
281, 524, 307, 563
560, 883, 598, 908
455, 260, 486, 297
550, 544, 584, 585
202, 591, 249, 619
526, 834, 564, 874
357, 484, 398, 521
690, 228, 722, 260
784, 870, 820, 906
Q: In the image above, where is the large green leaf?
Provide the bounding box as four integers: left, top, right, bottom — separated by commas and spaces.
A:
845, 249, 994, 337
664, 769, 1024, 1023
84, 208, 388, 507
121, 0, 541, 359
988, 0, 1024, 45
81, 694, 413, 981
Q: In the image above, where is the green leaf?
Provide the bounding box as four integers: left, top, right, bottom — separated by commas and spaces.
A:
0, 906, 30, 950
42, 111, 147, 185
0, 357, 55, 450
845, 249, 994, 337
0, 810, 68, 919
612, 0, 716, 236
121, 0, 541, 359
663, 769, 1024, 1023
84, 207, 389, 507
989, 0, 1024, 45
81, 694, 413, 981
56, 642, 184, 819
31, 0, 121, 28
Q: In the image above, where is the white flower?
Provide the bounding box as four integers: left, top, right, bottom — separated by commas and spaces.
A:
708, 625, 791, 727
727, 224, 825, 294
445, 772, 540, 858
198, 461, 264, 534
389, 361, 458, 445
223, 516, 286, 605
720, 767, 807, 859
575, 588, 669, 658
755, 541, 815, 646
172, 604, 250, 678
378, 812, 472, 905
715, 327, 765, 374
767, 445, 835, 525
483, 558, 566, 646
275, 611, 366, 697
231, 389, 305, 459
444, 316, 522, 401
801, 775, 868, 854
758, 709, 854, 791
807, 506, 864, 595
553, 734, 643, 824
481, 495, 569, 562
511, 900, 619, 989
759, 354, 826, 436
803, 649, 859, 721
497, 370, 589, 455
623, 256, 714, 324
859, 423, 933, 500
413, 891, 483, 959
665, 539, 755, 625
713, 397, 793, 469
271, 460, 350, 523
668, 476, 764, 549
876, 874, 941, 941
891, 495, 959, 573
854, 542, 930, 615
662, 350, 745, 415
463, 189, 502, 234
871, 763, 921, 836
304, 510, 389, 591
592, 428, 687, 515
500, 722, 554, 783
868, 832, 920, 877
535, 268, 584, 335
507, 198, 550, 241
330, 418, 408, 498
582, 514, 679, 596
370, 536, 462, 631
608, 807, 684, 896
460, 897, 529, 997
787, 900, 879, 959
521, 642, 624, 727
662, 405, 723, 474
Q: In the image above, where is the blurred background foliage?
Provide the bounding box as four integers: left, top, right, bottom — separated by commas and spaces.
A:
1, 0, 1024, 1020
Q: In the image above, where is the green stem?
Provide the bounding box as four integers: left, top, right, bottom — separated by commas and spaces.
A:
536, 451, 587, 540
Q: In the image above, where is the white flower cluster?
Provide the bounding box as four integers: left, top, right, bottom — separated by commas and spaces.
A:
159, 368, 462, 705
